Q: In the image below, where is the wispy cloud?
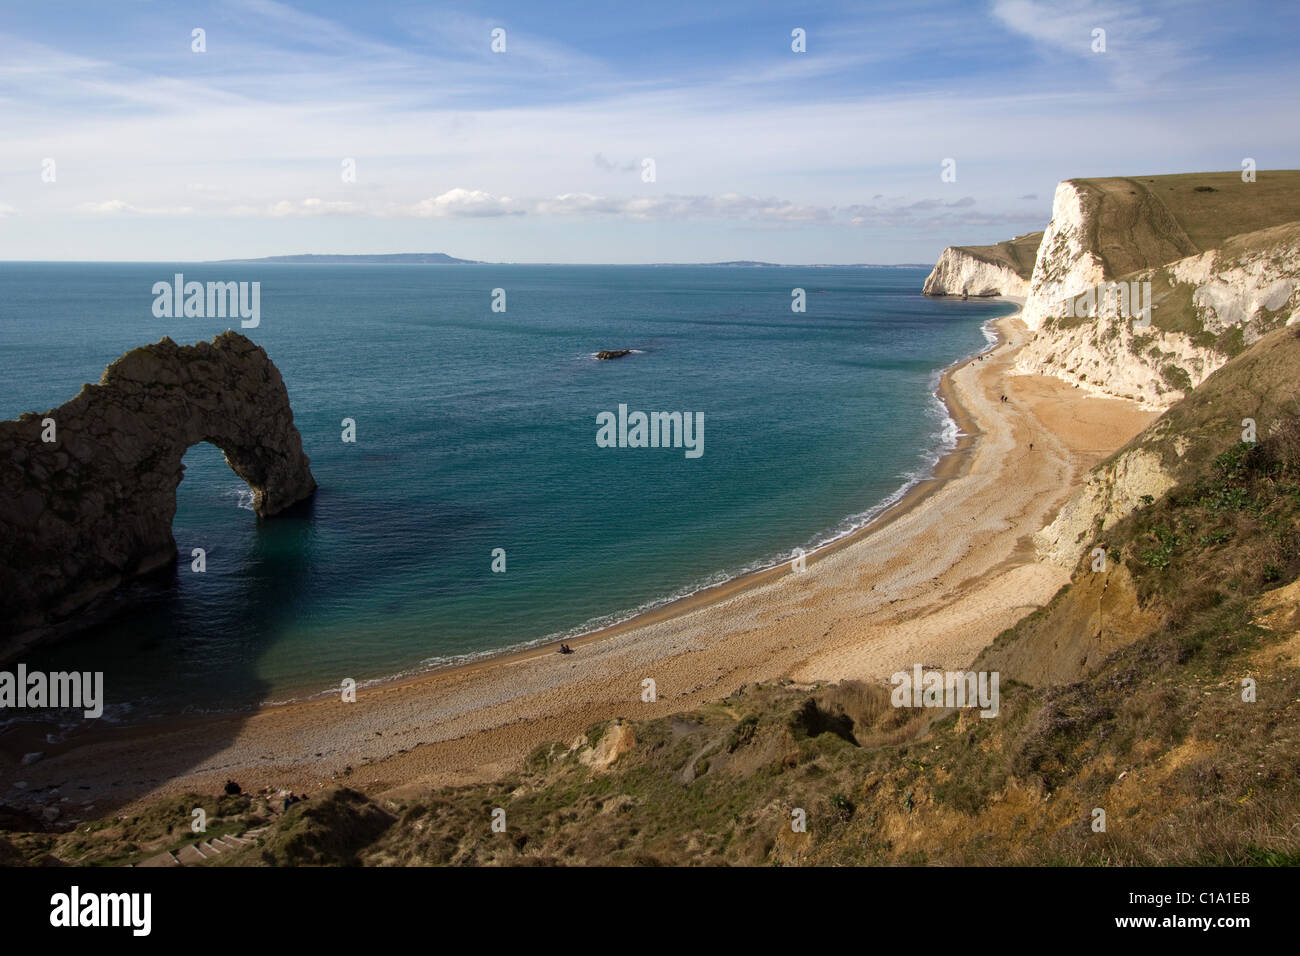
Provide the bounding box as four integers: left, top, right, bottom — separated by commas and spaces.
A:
268, 198, 362, 217
78, 199, 195, 216
114, 186, 1020, 230
991, 0, 1188, 84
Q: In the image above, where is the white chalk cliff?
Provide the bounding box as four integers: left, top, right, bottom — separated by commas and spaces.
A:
922, 247, 1030, 297
1010, 178, 1300, 408
926, 171, 1300, 567
921, 232, 1041, 298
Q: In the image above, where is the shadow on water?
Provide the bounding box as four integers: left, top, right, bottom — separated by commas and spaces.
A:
0, 442, 318, 813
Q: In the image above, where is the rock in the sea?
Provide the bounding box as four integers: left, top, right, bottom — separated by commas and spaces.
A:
0, 331, 317, 648
595, 349, 632, 360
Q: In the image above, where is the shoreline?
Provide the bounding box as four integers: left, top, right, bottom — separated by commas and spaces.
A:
264, 320, 997, 707
250, 303, 1005, 707
4, 301, 1160, 815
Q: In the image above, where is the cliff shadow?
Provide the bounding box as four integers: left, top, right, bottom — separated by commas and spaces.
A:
0, 333, 321, 819
0, 441, 320, 818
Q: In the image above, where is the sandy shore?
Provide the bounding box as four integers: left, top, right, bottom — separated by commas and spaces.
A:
6, 308, 1157, 814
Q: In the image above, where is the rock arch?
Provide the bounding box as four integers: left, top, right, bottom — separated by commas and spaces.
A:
0, 331, 317, 648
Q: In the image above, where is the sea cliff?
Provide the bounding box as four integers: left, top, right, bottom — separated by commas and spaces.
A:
1009, 172, 1300, 407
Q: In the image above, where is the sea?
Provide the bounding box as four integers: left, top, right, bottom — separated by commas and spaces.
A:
0, 262, 1013, 723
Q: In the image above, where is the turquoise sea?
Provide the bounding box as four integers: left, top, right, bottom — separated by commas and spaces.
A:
0, 263, 1012, 722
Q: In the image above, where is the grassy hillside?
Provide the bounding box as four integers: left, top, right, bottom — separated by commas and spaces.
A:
1067, 171, 1300, 279
1114, 171, 1300, 252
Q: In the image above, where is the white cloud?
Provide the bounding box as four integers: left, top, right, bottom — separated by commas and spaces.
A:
504, 191, 1003, 227
78, 199, 193, 215
268, 198, 361, 217
410, 188, 521, 218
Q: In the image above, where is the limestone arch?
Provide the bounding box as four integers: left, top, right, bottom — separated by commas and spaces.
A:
0, 332, 316, 643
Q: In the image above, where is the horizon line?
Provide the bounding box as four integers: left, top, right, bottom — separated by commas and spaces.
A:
0, 258, 937, 268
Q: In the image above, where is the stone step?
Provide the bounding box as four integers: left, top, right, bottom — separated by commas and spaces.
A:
146, 831, 264, 867
136, 850, 181, 867
175, 844, 208, 865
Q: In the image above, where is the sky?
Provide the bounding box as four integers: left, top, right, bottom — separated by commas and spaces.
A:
1, 0, 1298, 263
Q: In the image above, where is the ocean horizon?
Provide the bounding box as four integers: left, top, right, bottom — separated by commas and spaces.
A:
0, 262, 1013, 724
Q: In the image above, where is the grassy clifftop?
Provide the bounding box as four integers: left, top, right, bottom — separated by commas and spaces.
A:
1075, 171, 1300, 264
951, 230, 1044, 280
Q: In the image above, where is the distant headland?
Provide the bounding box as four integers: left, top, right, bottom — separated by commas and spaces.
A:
212, 253, 483, 265
207, 253, 932, 267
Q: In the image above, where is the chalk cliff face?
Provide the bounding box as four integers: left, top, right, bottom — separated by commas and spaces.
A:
0, 331, 316, 647
1015, 221, 1300, 407
1011, 176, 1300, 408
921, 247, 1030, 297
921, 231, 1041, 298
1019, 181, 1111, 333
1033, 446, 1175, 567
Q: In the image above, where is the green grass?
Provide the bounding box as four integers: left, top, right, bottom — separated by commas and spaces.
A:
1099, 171, 1300, 252
954, 230, 1044, 279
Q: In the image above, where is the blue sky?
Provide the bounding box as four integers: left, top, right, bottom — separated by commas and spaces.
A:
2, 0, 1298, 262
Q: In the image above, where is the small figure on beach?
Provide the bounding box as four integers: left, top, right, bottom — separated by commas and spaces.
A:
558, 643, 573, 654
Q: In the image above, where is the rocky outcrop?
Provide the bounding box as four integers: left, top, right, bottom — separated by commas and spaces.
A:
0, 331, 316, 647
922, 232, 1041, 298
575, 719, 636, 770
595, 349, 632, 360
1034, 447, 1175, 566
1019, 178, 1200, 332
1034, 324, 1300, 567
